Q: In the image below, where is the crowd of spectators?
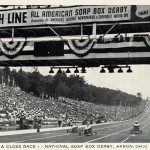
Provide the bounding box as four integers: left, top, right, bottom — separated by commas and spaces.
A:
0, 84, 146, 127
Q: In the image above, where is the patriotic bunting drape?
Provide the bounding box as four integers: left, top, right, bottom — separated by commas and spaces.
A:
67, 39, 95, 56
143, 36, 150, 47
0, 40, 26, 57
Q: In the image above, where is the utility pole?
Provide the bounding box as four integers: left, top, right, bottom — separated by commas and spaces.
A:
125, 98, 126, 114
115, 100, 119, 120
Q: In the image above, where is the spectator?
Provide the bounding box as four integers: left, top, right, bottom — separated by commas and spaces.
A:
58, 117, 62, 127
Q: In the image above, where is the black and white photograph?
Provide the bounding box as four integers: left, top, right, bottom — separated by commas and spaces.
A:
0, 2, 150, 148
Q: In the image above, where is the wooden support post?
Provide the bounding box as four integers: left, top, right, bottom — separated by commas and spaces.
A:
12, 28, 14, 42
103, 22, 118, 38
81, 24, 83, 39
48, 26, 63, 41
92, 23, 97, 39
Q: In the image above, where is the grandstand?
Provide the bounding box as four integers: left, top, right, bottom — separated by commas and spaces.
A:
0, 83, 145, 130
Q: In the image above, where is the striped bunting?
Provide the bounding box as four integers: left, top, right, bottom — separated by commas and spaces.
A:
0, 41, 26, 57
0, 35, 150, 58
65, 36, 150, 55
67, 39, 95, 56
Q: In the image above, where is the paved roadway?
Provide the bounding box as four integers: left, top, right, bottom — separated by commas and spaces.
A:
0, 102, 150, 143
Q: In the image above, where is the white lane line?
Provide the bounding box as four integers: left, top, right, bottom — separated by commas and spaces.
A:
121, 137, 130, 143
141, 121, 150, 130
9, 133, 70, 143
85, 127, 132, 143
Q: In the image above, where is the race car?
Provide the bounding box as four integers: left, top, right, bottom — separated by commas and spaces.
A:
67, 124, 79, 133
130, 121, 142, 134
96, 115, 107, 124
79, 123, 97, 136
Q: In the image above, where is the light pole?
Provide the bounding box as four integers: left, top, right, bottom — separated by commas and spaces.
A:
115, 100, 120, 121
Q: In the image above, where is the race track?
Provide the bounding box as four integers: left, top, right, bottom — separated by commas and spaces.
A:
0, 103, 150, 143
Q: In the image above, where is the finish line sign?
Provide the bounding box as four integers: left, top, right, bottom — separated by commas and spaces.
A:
0, 6, 131, 27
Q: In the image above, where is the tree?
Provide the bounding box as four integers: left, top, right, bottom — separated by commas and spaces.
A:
28, 71, 42, 96
66, 74, 85, 88
3, 67, 10, 86
43, 75, 54, 99
69, 83, 83, 100
9, 69, 17, 87
137, 92, 142, 99
57, 81, 70, 98
15, 68, 30, 92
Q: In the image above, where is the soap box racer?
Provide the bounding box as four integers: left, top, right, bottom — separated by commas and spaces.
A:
79, 122, 97, 136
67, 124, 79, 133
130, 121, 142, 134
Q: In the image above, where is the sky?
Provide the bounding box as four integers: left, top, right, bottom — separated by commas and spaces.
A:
13, 65, 150, 100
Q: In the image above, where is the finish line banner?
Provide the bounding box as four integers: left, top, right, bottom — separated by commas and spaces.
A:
0, 6, 131, 27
